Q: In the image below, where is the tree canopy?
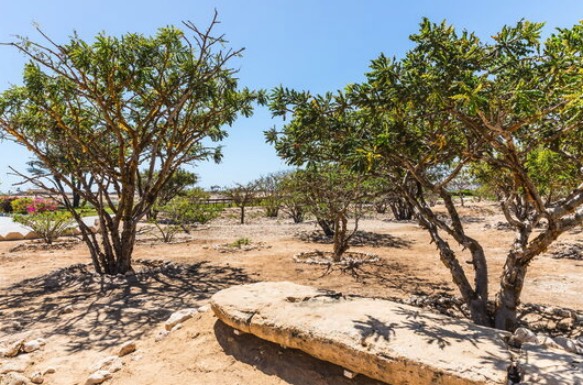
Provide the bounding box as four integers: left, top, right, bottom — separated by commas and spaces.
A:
267, 19, 583, 330
0, 13, 261, 274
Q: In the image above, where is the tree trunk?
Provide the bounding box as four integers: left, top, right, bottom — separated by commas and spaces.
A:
317, 218, 335, 236
494, 254, 528, 331
389, 198, 414, 220
332, 216, 349, 262
240, 206, 245, 224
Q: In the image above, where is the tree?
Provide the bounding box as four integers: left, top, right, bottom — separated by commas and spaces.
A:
151, 188, 219, 242
254, 171, 286, 218
224, 182, 257, 224
139, 168, 198, 219
26, 156, 94, 209
278, 170, 306, 223
268, 19, 583, 331
0, 13, 259, 275
296, 166, 369, 261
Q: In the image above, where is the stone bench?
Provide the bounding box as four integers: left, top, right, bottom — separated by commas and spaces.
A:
210, 282, 583, 385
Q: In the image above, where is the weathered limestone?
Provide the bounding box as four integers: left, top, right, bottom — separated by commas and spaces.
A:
117, 340, 136, 357
211, 282, 583, 385
164, 308, 198, 331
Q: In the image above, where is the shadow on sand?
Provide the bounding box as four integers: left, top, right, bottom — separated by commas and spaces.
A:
0, 260, 254, 353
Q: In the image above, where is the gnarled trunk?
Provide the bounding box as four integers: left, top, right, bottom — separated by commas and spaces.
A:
494, 254, 527, 331
389, 198, 414, 220
317, 218, 335, 237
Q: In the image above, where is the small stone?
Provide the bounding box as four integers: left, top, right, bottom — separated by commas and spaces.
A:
1, 372, 29, 385
536, 335, 560, 349
118, 340, 136, 357
198, 305, 211, 313
154, 330, 169, 342
0, 339, 24, 358
91, 355, 123, 373
557, 317, 574, 330
42, 367, 56, 375
512, 328, 537, 345
171, 323, 183, 332
554, 337, 583, 355
30, 371, 44, 384
85, 370, 112, 385
61, 306, 74, 314
164, 308, 198, 331
22, 338, 46, 353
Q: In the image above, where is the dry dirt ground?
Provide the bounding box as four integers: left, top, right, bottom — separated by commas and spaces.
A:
0, 202, 582, 384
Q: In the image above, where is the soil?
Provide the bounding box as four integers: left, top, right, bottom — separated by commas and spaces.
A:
0, 202, 582, 384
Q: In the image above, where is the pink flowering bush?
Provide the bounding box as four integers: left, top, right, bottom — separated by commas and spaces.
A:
26, 198, 58, 214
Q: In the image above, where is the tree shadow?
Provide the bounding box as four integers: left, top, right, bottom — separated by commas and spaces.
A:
298, 230, 413, 248
320, 260, 454, 295
0, 260, 255, 353
214, 320, 386, 385
353, 316, 397, 345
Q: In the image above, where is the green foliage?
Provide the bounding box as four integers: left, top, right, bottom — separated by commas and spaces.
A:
152, 188, 220, 243
266, 18, 583, 329
13, 211, 74, 244
253, 172, 287, 218
223, 182, 258, 224
0, 14, 260, 274
11, 198, 34, 214
229, 237, 251, 248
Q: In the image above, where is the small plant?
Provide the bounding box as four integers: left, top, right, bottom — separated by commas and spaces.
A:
152, 189, 220, 243
229, 237, 251, 248
13, 211, 75, 244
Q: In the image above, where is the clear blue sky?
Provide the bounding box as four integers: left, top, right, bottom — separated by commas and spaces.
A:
1, 1, 582, 191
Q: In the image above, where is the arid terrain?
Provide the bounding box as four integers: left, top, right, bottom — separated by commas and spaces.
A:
0, 202, 582, 384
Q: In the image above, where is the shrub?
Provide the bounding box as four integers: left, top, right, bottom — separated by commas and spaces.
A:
229, 237, 251, 248
13, 211, 75, 244
0, 197, 16, 214
11, 197, 34, 214
152, 189, 221, 243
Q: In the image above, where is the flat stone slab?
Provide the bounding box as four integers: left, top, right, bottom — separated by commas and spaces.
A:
211, 282, 583, 385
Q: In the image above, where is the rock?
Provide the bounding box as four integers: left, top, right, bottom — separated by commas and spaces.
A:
0, 372, 29, 385
536, 335, 560, 349
513, 327, 538, 345
554, 337, 583, 355
557, 317, 574, 330
85, 370, 112, 385
22, 338, 46, 353
164, 308, 198, 331
212, 282, 583, 385
61, 306, 74, 315
211, 282, 513, 385
520, 342, 583, 383
91, 356, 123, 373
154, 330, 169, 342
118, 340, 136, 357
30, 371, 44, 384
198, 305, 211, 313
0, 358, 29, 374
170, 324, 182, 332
42, 368, 55, 375
0, 340, 24, 358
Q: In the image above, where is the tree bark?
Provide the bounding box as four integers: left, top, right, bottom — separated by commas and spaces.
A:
494, 254, 527, 331
389, 198, 414, 220
332, 216, 350, 262
317, 218, 335, 236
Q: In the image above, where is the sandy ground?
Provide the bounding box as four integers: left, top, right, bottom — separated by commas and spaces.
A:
0, 202, 582, 384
